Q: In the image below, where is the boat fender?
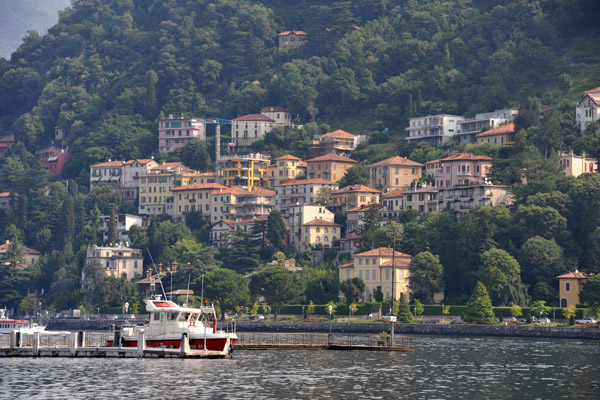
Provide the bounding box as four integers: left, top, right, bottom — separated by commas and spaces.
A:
212, 317, 217, 334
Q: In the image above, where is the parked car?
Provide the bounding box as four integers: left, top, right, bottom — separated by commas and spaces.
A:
538, 316, 551, 324
575, 317, 597, 324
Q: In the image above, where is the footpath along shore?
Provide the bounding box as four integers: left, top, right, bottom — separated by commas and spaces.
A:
43, 318, 600, 340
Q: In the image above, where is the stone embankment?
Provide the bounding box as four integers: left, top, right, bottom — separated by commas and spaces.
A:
235, 321, 600, 340
44, 318, 600, 340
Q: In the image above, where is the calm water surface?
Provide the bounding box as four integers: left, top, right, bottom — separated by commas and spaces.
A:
0, 335, 598, 399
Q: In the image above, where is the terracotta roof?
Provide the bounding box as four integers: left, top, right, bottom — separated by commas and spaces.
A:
276, 178, 338, 187
232, 114, 275, 122
278, 30, 306, 36
332, 184, 381, 194
340, 235, 361, 241
248, 188, 275, 196
91, 160, 126, 168
369, 156, 423, 167
303, 219, 341, 227
275, 154, 302, 161
584, 86, 600, 94
123, 159, 155, 165
172, 183, 228, 191
587, 94, 600, 105
346, 205, 371, 212
0, 241, 40, 255
381, 190, 404, 198
306, 153, 358, 163
427, 152, 493, 164
319, 129, 355, 140
556, 271, 589, 279
298, 161, 307, 167
380, 257, 411, 267
337, 262, 354, 269
261, 106, 290, 113
354, 247, 411, 257
150, 162, 195, 173
211, 187, 249, 195
475, 123, 516, 138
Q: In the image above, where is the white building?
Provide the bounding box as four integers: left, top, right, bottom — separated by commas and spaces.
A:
405, 114, 464, 146
100, 214, 149, 244
456, 108, 518, 145
575, 86, 600, 134
83, 244, 144, 283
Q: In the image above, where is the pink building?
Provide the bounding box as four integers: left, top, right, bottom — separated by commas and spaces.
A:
158, 116, 207, 152
425, 152, 493, 188
36, 146, 71, 176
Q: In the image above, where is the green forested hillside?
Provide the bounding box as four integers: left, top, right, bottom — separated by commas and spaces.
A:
1, 0, 599, 179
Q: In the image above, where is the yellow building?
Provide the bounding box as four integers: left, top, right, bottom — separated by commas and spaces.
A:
172, 182, 228, 221
475, 122, 516, 145
300, 219, 341, 252
330, 184, 381, 212
268, 154, 307, 187
369, 156, 423, 193
83, 244, 143, 283
557, 270, 589, 307
306, 153, 357, 182
559, 151, 598, 177
338, 248, 412, 303
138, 163, 198, 216
218, 153, 270, 190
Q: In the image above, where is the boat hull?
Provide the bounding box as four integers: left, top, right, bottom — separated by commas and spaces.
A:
108, 336, 237, 352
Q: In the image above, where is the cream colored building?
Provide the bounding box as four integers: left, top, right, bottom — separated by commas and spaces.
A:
260, 106, 294, 127
138, 163, 198, 216
306, 153, 357, 182
89, 159, 159, 205
575, 86, 600, 134
275, 179, 339, 214
557, 270, 589, 307
209, 187, 249, 223
231, 114, 275, 148
300, 219, 341, 252
286, 205, 335, 252
425, 152, 493, 188
234, 188, 275, 219
475, 122, 516, 145
437, 184, 511, 217
369, 156, 423, 193
338, 248, 412, 303
278, 30, 307, 50
559, 151, 598, 177
172, 182, 228, 221
0, 240, 40, 267
83, 244, 143, 283
330, 184, 381, 212
269, 154, 307, 187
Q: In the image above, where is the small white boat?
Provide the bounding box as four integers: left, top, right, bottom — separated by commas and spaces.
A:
0, 308, 46, 334
107, 296, 237, 352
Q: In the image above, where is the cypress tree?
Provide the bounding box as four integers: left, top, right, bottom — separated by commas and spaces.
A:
464, 281, 495, 324
397, 293, 414, 323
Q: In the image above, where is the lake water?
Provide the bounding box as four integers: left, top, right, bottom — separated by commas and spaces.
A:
0, 335, 598, 399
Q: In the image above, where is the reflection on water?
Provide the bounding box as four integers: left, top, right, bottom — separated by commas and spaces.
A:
0, 335, 598, 399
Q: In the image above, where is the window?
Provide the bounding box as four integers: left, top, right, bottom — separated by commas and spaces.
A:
386, 270, 390, 280
373, 270, 376, 280
366, 270, 370, 280
565, 282, 570, 292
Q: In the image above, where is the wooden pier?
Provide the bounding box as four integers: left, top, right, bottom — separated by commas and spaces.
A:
235, 332, 413, 352
0, 331, 232, 358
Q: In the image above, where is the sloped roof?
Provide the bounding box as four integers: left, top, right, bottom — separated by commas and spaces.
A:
584, 86, 600, 94
278, 30, 306, 36
319, 129, 355, 140
150, 162, 195, 173
381, 190, 404, 198
91, 160, 126, 168
172, 183, 228, 191
380, 257, 411, 267
211, 187, 249, 195
587, 94, 600, 105
427, 153, 493, 164
277, 178, 338, 187
303, 219, 341, 227
275, 154, 302, 161
475, 123, 516, 138
332, 184, 381, 195
0, 241, 40, 256
337, 262, 354, 269
369, 156, 423, 167
354, 247, 411, 257
232, 114, 275, 122
123, 159, 156, 165
306, 153, 358, 163
556, 271, 589, 279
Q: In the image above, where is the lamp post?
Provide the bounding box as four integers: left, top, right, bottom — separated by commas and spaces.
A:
124, 302, 129, 316
328, 305, 333, 334
302, 306, 305, 320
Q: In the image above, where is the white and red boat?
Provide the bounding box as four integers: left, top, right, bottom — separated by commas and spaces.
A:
0, 308, 46, 334
107, 296, 237, 353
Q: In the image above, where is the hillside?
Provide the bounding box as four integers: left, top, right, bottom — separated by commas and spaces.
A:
0, 0, 71, 59
1, 0, 599, 179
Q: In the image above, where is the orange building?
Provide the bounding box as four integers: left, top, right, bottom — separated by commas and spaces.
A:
306, 153, 357, 182
557, 270, 589, 307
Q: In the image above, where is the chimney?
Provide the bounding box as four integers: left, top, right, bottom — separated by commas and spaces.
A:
171, 262, 178, 273
146, 269, 152, 278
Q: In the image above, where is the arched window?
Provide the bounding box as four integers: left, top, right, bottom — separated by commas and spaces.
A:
560, 298, 567, 308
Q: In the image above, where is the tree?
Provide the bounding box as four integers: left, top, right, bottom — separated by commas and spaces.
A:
107, 208, 118, 245
580, 275, 600, 318
358, 204, 382, 251
249, 266, 303, 322
267, 210, 287, 251
202, 268, 249, 321
397, 293, 414, 323
88, 277, 138, 307
337, 164, 369, 186
511, 305, 523, 318
463, 281, 495, 324
408, 251, 444, 304
339, 277, 366, 305
530, 300, 551, 319
562, 305, 576, 320
413, 299, 425, 318
18, 297, 34, 316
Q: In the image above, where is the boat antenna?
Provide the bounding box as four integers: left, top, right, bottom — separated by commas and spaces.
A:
146, 248, 167, 300
185, 274, 191, 306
